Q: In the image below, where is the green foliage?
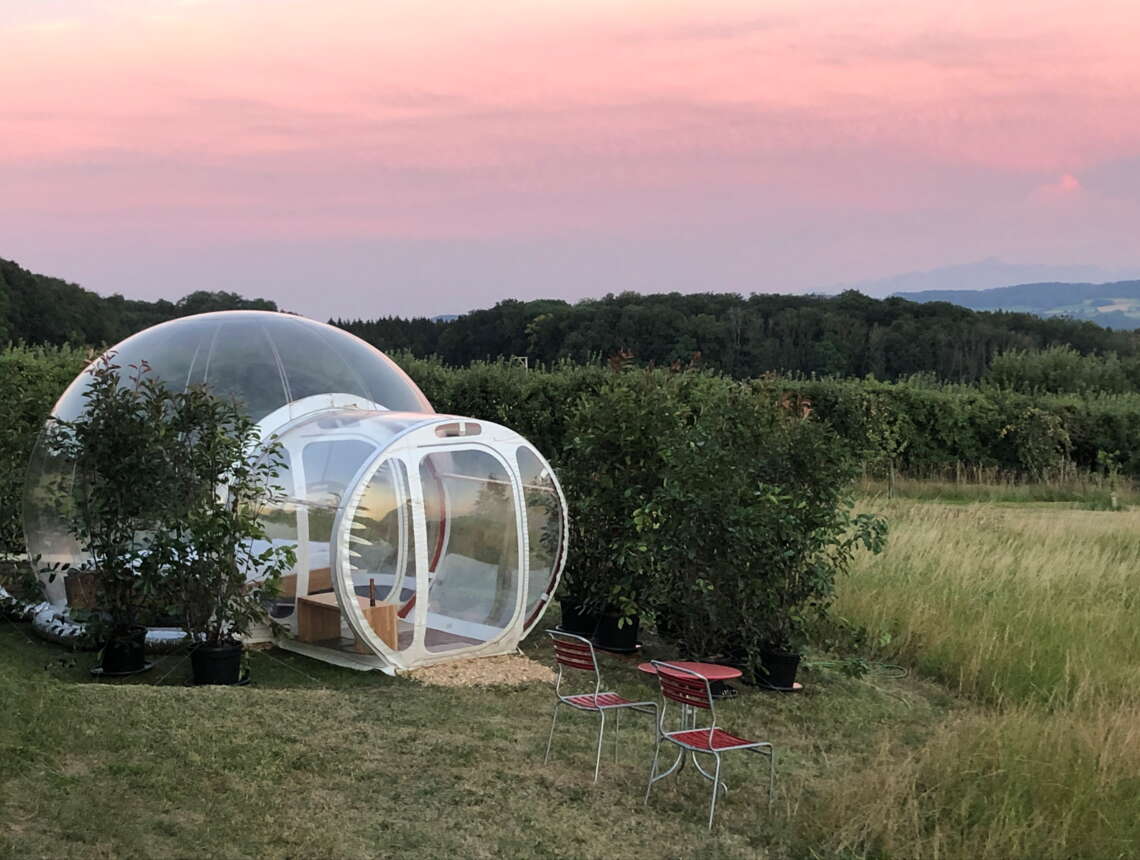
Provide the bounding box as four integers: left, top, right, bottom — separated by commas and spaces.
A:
783, 376, 1140, 480
337, 290, 1140, 384
45, 355, 163, 629
555, 366, 887, 666
555, 365, 690, 616
48, 355, 293, 642
0, 255, 277, 347
396, 353, 608, 456
985, 345, 1140, 394
0, 558, 43, 609
147, 386, 295, 646
46, 356, 175, 631
999, 407, 1072, 481
0, 344, 89, 555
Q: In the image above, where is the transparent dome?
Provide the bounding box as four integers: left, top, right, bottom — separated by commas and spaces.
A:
25, 311, 433, 604
21, 311, 567, 671
45, 310, 431, 424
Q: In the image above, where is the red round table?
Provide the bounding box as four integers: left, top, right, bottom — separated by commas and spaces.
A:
636, 661, 742, 681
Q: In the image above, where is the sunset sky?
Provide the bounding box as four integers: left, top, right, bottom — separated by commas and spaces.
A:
3, 0, 1140, 318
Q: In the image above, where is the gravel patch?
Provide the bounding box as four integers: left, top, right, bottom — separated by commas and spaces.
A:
408, 654, 555, 687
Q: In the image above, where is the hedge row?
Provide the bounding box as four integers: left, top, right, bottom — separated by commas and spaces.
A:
5, 347, 1140, 555
0, 345, 89, 555
398, 356, 1140, 479
788, 377, 1140, 479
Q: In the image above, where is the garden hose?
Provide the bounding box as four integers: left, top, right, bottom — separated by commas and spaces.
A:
803, 658, 909, 679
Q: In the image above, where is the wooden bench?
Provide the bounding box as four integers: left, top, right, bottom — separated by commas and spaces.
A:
296, 591, 397, 651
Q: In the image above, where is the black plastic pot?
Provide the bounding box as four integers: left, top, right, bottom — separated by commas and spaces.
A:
191, 642, 244, 686
756, 648, 801, 690
593, 612, 640, 653
557, 598, 599, 637
99, 625, 150, 676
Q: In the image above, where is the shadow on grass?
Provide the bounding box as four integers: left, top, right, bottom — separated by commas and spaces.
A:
0, 621, 398, 692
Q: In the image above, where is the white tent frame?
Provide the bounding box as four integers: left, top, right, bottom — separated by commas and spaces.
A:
272, 414, 567, 674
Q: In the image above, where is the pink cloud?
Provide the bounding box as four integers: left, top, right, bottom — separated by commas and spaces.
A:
1032, 172, 1083, 202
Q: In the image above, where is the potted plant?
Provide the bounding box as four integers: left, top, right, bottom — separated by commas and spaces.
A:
592, 600, 642, 653
628, 376, 888, 688
150, 384, 295, 686
554, 580, 599, 637
755, 616, 807, 691
558, 368, 681, 652
49, 356, 295, 680
49, 356, 176, 675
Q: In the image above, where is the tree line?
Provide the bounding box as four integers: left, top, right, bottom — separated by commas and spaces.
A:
0, 257, 277, 346
8, 253, 1140, 389
336, 291, 1140, 384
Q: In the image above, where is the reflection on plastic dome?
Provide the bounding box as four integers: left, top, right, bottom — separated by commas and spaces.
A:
45, 310, 432, 424
22, 311, 567, 673
24, 311, 433, 603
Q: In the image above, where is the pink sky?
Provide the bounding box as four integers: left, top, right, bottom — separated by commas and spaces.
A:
3, 0, 1140, 318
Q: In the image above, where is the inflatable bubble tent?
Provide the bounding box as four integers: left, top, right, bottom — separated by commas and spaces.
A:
23, 311, 567, 672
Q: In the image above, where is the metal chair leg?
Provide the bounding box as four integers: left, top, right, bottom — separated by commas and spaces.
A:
593, 710, 607, 783
645, 736, 663, 804
768, 748, 776, 812
613, 708, 621, 763
708, 754, 723, 830
544, 700, 560, 764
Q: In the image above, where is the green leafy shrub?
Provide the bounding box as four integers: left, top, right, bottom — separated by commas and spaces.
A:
646, 378, 886, 664
985, 345, 1136, 394
557, 366, 887, 669
0, 345, 88, 555
555, 365, 687, 618
48, 355, 293, 643
47, 356, 178, 633
148, 385, 294, 646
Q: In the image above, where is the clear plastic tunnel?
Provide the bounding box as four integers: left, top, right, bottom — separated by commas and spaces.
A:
259, 411, 566, 671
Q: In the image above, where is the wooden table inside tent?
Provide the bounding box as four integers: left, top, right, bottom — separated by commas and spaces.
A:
296, 592, 397, 651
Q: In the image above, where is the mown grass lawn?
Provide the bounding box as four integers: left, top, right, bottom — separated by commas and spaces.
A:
1, 610, 958, 860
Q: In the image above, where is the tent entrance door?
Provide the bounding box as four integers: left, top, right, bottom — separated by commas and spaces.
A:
333, 455, 419, 656
334, 439, 526, 663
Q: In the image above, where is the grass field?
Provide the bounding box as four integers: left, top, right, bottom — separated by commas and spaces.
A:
2, 497, 1138, 858
833, 497, 1140, 857
856, 473, 1140, 508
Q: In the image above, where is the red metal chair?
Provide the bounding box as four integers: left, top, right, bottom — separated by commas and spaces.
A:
544, 629, 657, 782
644, 660, 775, 829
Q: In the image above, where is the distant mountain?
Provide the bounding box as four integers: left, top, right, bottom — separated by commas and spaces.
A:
835, 258, 1140, 298
896, 280, 1140, 330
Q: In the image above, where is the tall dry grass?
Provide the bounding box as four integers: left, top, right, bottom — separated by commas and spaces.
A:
798, 702, 1140, 858
802, 499, 1140, 858
856, 474, 1140, 508
840, 499, 1140, 707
